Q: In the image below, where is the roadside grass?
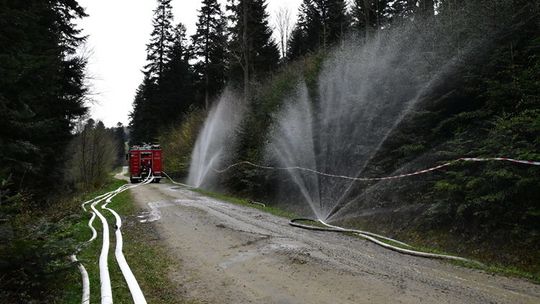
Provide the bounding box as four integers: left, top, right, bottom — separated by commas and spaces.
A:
402, 231, 540, 284
292, 218, 328, 228
354, 235, 540, 284
61, 178, 190, 303
61, 179, 126, 303
187, 187, 540, 285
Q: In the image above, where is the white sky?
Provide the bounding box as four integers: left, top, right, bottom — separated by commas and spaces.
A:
77, 0, 301, 127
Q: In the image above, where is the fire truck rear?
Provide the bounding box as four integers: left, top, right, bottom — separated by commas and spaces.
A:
127, 144, 162, 183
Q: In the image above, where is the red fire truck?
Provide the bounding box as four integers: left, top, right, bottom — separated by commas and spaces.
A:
127, 144, 162, 183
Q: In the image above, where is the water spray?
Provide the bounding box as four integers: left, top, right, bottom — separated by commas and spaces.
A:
212, 157, 540, 182
208, 156, 539, 266
187, 90, 245, 188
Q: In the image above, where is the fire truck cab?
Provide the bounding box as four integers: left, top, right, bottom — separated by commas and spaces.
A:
127, 144, 162, 183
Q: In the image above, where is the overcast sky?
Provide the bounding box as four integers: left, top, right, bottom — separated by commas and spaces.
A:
77, 0, 301, 127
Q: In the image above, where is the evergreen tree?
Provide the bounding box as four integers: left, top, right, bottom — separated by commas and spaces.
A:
417, 0, 435, 17
351, 0, 390, 36
287, 23, 308, 60
286, 1, 317, 60
324, 0, 350, 46
158, 23, 196, 124
192, 0, 228, 108
0, 0, 88, 195
145, 0, 175, 82
386, 0, 416, 22
0, 1, 88, 298
227, 0, 280, 99
300, 0, 325, 51
131, 0, 198, 144
287, 0, 349, 60
129, 77, 158, 144
130, 22, 196, 144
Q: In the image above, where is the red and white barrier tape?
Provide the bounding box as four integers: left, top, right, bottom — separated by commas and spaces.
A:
213, 157, 540, 181
459, 157, 540, 166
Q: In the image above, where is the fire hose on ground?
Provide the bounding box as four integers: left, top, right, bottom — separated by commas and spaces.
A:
289, 218, 483, 265
171, 156, 540, 267
78, 156, 535, 302
72, 170, 154, 304
162, 171, 266, 208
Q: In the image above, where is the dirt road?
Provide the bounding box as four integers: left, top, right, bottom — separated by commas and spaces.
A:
129, 182, 540, 304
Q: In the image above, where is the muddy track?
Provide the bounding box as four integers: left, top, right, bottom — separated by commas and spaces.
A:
129, 182, 540, 304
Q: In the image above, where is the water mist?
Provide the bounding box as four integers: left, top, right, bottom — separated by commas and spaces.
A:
187, 90, 245, 188
267, 24, 464, 222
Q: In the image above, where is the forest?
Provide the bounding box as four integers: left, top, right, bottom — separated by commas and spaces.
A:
0, 0, 125, 300
0, 0, 539, 301
132, 0, 540, 280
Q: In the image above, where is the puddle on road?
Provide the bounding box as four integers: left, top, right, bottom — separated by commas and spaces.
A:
138, 201, 170, 223
138, 199, 204, 223
218, 240, 305, 269
219, 250, 261, 269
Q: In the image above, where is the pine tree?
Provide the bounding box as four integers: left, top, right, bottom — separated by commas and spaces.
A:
0, 0, 88, 194
351, 0, 390, 36
1, 1, 89, 296
287, 23, 308, 60
325, 0, 350, 46
158, 23, 196, 124
192, 0, 228, 108
145, 0, 175, 82
417, 0, 435, 17
129, 78, 156, 144
387, 0, 416, 22
286, 1, 316, 60
131, 23, 196, 144
300, 0, 324, 51
130, 0, 176, 144
131, 0, 193, 144
350, 1, 431, 36
227, 0, 280, 99
287, 0, 349, 60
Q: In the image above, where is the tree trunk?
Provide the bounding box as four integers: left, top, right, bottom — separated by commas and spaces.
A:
242, 0, 250, 102
205, 11, 210, 109
419, 0, 435, 17
80, 129, 88, 188
363, 0, 371, 38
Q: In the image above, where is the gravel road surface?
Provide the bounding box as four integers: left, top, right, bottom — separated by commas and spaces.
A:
129, 182, 540, 304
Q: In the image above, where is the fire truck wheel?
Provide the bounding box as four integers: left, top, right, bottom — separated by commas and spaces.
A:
153, 178, 161, 183
130, 178, 138, 184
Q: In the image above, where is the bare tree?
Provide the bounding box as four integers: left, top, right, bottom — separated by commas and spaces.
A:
275, 6, 293, 59
65, 119, 117, 190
